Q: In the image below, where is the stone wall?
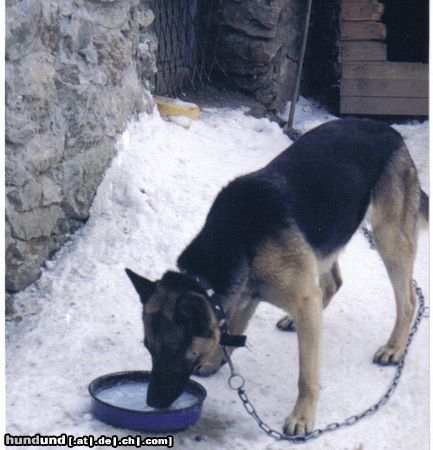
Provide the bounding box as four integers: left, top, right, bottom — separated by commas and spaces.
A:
6, 0, 157, 292
205, 0, 304, 112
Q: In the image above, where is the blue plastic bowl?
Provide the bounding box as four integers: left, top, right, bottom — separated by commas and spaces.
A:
88, 371, 207, 432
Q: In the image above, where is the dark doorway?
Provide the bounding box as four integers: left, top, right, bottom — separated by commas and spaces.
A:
381, 0, 429, 63
303, 0, 340, 112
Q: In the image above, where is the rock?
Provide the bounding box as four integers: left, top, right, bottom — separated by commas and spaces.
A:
7, 205, 65, 241
6, 237, 53, 292
7, 179, 43, 212
5, 293, 15, 317
6, 0, 157, 292
5, 0, 42, 61
61, 140, 116, 220
219, 0, 284, 38
208, 0, 304, 111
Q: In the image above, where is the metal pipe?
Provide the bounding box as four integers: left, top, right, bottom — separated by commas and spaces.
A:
285, 0, 314, 136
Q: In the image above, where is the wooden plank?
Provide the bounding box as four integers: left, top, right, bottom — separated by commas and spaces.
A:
341, 1, 384, 22
341, 79, 428, 98
341, 41, 387, 61
342, 62, 429, 80
340, 96, 428, 116
341, 21, 386, 40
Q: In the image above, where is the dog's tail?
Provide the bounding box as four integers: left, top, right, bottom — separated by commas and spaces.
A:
419, 189, 429, 228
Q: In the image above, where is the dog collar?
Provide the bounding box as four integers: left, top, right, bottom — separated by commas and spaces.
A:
187, 273, 247, 348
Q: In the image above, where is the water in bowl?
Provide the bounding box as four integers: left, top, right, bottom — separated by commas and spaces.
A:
96, 382, 197, 411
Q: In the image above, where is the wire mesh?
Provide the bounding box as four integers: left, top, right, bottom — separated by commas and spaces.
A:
150, 0, 221, 98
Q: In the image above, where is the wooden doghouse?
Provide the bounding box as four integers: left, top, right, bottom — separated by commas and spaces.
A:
340, 0, 428, 116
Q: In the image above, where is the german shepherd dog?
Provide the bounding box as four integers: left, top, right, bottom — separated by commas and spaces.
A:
126, 118, 428, 436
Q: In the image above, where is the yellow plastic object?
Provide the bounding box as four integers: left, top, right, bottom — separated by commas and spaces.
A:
155, 96, 200, 120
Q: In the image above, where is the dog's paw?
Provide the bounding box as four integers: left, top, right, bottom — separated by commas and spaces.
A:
373, 344, 404, 365
276, 315, 296, 332
283, 412, 313, 437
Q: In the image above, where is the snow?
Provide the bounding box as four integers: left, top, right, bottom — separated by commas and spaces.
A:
6, 98, 429, 450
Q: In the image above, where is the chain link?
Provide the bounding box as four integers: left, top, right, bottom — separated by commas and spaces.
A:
361, 225, 376, 249
224, 225, 427, 443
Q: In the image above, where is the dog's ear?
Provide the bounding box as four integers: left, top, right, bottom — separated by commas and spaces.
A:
175, 293, 213, 338
125, 268, 156, 304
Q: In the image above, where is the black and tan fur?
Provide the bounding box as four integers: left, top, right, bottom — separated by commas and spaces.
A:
126, 118, 428, 436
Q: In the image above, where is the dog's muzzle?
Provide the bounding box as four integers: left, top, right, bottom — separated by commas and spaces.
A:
146, 368, 190, 408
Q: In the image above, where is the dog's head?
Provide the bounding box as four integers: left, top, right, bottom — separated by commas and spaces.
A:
125, 268, 220, 407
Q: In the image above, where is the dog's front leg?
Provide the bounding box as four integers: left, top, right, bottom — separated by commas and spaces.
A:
284, 287, 322, 436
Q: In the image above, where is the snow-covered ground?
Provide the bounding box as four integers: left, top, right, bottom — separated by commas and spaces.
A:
6, 98, 429, 450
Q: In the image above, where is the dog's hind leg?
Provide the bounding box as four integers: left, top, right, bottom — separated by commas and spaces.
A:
322, 261, 343, 308
370, 146, 419, 365
276, 261, 342, 331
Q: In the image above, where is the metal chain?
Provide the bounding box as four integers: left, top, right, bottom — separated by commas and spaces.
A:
223, 225, 428, 443
361, 225, 377, 250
